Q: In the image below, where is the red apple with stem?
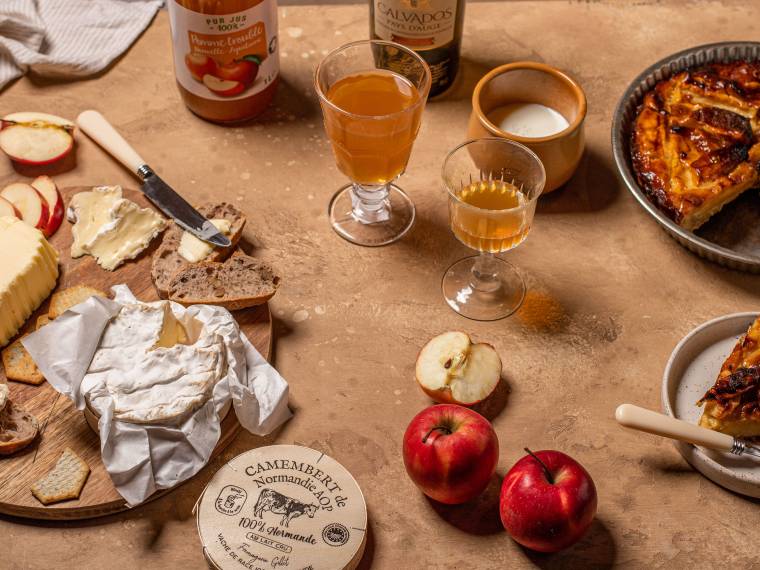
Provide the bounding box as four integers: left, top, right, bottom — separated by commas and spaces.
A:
500, 448, 597, 553
403, 404, 499, 505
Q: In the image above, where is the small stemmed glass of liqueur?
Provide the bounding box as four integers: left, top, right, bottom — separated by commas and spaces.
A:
442, 138, 545, 321
314, 40, 431, 246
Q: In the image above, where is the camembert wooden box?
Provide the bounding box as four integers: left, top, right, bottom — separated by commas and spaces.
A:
195, 445, 367, 570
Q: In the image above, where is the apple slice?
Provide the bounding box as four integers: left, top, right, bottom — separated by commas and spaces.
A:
0, 112, 75, 165
416, 331, 502, 405
0, 196, 20, 219
31, 175, 64, 236
0, 183, 49, 230
202, 74, 245, 97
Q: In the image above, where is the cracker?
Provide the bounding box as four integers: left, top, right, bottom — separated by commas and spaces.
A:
36, 314, 51, 330
48, 285, 107, 319
1, 336, 44, 385
31, 447, 90, 505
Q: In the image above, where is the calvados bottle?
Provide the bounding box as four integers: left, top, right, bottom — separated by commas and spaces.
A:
167, 0, 279, 123
370, 0, 465, 98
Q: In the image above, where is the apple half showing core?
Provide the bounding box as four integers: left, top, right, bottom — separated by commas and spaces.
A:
403, 404, 499, 505
0, 112, 74, 165
416, 331, 502, 405
500, 449, 597, 553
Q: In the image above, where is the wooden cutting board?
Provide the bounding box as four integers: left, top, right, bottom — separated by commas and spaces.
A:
0, 186, 272, 520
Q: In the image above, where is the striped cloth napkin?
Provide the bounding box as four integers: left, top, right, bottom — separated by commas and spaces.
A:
0, 0, 164, 90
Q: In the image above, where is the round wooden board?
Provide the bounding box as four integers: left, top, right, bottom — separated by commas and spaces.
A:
0, 187, 272, 520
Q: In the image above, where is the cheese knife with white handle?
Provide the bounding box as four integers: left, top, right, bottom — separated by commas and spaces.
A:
76, 110, 230, 248
615, 404, 760, 458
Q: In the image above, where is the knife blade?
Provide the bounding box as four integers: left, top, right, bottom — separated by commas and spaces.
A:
76, 110, 231, 248
139, 166, 231, 247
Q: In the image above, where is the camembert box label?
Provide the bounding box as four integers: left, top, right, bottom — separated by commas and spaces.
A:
196, 445, 367, 570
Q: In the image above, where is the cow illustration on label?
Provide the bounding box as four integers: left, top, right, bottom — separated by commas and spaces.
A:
253, 488, 319, 527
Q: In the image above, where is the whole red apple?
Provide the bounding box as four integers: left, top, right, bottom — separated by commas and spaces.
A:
500, 449, 597, 553
403, 404, 499, 505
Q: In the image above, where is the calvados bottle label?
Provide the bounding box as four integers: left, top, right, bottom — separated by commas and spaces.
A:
168, 0, 279, 101
372, 0, 457, 50
195, 445, 367, 570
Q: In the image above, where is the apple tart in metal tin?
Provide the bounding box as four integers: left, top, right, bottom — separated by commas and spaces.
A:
612, 42, 760, 273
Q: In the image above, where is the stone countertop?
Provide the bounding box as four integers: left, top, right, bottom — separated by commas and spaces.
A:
2, 1, 759, 568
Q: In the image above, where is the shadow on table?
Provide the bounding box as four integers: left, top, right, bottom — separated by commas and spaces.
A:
537, 149, 621, 215
520, 518, 617, 570
355, 516, 376, 570
695, 255, 760, 299
425, 472, 504, 535
471, 375, 511, 422
241, 76, 321, 126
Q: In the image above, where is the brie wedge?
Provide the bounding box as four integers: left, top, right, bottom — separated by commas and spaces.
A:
69, 186, 167, 271
84, 301, 227, 424
178, 218, 232, 263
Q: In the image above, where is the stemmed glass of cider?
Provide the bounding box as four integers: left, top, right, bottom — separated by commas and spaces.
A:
315, 40, 431, 246
442, 138, 545, 321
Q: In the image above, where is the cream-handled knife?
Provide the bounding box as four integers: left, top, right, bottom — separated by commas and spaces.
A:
76, 110, 231, 248
615, 404, 760, 458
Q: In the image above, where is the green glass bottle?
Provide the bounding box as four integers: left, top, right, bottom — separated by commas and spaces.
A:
370, 0, 465, 97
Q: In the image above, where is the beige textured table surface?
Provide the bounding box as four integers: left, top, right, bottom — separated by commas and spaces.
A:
2, 2, 760, 569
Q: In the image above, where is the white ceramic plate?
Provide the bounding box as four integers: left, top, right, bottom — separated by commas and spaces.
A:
662, 312, 760, 498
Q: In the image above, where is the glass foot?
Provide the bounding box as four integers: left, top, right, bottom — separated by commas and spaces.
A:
442, 255, 525, 321
328, 183, 415, 246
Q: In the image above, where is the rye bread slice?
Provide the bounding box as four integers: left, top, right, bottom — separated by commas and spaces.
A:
151, 202, 245, 298
167, 251, 279, 310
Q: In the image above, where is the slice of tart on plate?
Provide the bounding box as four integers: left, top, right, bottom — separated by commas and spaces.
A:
697, 315, 760, 438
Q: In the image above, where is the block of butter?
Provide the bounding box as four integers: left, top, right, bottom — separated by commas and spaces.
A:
0, 216, 59, 347
178, 218, 232, 263
69, 186, 167, 271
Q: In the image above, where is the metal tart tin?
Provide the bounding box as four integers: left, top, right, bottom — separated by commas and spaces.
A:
611, 41, 760, 273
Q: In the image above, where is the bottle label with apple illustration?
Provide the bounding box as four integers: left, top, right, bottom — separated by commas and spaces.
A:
168, 0, 279, 101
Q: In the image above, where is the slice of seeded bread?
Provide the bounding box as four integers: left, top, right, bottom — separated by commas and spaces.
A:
151, 202, 246, 298
167, 251, 279, 310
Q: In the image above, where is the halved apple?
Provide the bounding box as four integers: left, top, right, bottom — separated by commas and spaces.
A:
0, 183, 49, 230
31, 175, 64, 236
202, 74, 245, 97
0, 112, 75, 165
415, 331, 502, 406
0, 196, 20, 219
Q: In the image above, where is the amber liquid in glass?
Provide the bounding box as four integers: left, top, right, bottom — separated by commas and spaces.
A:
324, 70, 423, 186
450, 179, 531, 253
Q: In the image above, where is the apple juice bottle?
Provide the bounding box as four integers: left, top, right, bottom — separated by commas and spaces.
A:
168, 0, 280, 123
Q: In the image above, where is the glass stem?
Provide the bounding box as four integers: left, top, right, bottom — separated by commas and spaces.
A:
350, 183, 391, 224
470, 253, 502, 293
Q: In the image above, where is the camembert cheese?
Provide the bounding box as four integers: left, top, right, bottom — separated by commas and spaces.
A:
83, 301, 226, 424
178, 218, 232, 263
69, 186, 167, 271
0, 216, 59, 347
